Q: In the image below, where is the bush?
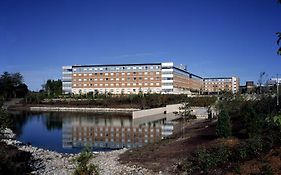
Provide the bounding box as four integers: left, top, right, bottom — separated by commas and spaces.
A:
73, 146, 99, 175
242, 104, 262, 138
216, 109, 231, 138
192, 145, 230, 173
0, 109, 11, 134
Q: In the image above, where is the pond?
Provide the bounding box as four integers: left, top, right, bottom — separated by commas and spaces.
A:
9, 111, 176, 153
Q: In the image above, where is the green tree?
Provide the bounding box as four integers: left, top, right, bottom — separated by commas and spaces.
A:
216, 109, 231, 138
0, 72, 26, 99
242, 104, 262, 138
43, 79, 62, 97
73, 146, 99, 175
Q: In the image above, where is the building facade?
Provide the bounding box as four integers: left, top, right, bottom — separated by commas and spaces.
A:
62, 62, 239, 95
203, 77, 240, 94
62, 62, 204, 95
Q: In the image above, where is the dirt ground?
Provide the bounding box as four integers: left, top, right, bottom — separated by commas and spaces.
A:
119, 119, 218, 174
119, 119, 281, 175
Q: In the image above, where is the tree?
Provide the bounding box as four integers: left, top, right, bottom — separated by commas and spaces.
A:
43, 79, 62, 97
242, 104, 262, 138
216, 109, 231, 138
0, 72, 26, 99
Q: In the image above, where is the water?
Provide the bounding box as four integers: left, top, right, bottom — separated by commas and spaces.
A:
9, 111, 175, 153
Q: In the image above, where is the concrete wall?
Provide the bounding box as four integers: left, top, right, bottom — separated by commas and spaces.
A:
166, 104, 182, 113
132, 107, 166, 119
132, 103, 209, 119
30, 107, 138, 113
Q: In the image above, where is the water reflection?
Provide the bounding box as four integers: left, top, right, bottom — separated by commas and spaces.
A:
10, 112, 174, 153
62, 113, 174, 149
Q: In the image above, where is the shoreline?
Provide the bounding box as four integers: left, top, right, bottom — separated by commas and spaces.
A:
1, 128, 157, 175
30, 106, 139, 113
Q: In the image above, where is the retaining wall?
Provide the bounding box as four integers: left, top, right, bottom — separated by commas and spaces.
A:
30, 107, 138, 113
132, 104, 209, 119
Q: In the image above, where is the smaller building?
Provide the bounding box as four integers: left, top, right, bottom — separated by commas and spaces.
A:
203, 77, 239, 94
239, 81, 256, 94
267, 77, 281, 86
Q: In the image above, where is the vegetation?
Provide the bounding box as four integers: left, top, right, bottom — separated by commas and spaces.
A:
0, 72, 28, 100
73, 146, 99, 175
216, 109, 231, 138
0, 109, 11, 134
186, 92, 281, 174
43, 79, 62, 98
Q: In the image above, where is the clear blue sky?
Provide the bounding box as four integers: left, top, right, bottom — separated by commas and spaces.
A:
0, 0, 280, 90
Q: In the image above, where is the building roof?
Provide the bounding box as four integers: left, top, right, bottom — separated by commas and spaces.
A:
72, 63, 162, 67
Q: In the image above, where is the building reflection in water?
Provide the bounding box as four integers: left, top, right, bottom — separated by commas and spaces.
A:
62, 113, 174, 149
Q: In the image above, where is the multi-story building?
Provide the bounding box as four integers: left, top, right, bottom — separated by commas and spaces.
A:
62, 62, 203, 95
203, 77, 240, 94
62, 62, 239, 95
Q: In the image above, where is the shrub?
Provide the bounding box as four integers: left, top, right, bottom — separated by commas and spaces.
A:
193, 145, 230, 173
242, 104, 262, 138
216, 109, 231, 138
73, 146, 99, 175
0, 109, 11, 134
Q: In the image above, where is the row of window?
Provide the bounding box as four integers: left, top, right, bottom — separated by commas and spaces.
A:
74, 88, 161, 94
73, 65, 161, 73
73, 71, 160, 76
73, 127, 160, 132
204, 82, 231, 85
73, 82, 161, 87
73, 76, 161, 82
204, 79, 232, 82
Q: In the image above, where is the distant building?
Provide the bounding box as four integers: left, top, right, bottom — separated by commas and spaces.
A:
240, 81, 256, 94
62, 62, 240, 95
267, 77, 281, 86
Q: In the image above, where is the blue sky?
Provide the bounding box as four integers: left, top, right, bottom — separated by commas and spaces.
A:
0, 0, 281, 90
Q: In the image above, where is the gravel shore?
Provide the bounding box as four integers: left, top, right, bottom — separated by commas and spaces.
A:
1, 128, 159, 175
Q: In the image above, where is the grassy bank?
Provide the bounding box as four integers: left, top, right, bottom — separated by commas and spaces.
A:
119, 94, 281, 174
22, 94, 217, 109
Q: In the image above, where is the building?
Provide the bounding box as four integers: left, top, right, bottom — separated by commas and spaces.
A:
62, 62, 239, 95
267, 77, 281, 86
62, 62, 203, 95
239, 81, 256, 94
202, 77, 240, 94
